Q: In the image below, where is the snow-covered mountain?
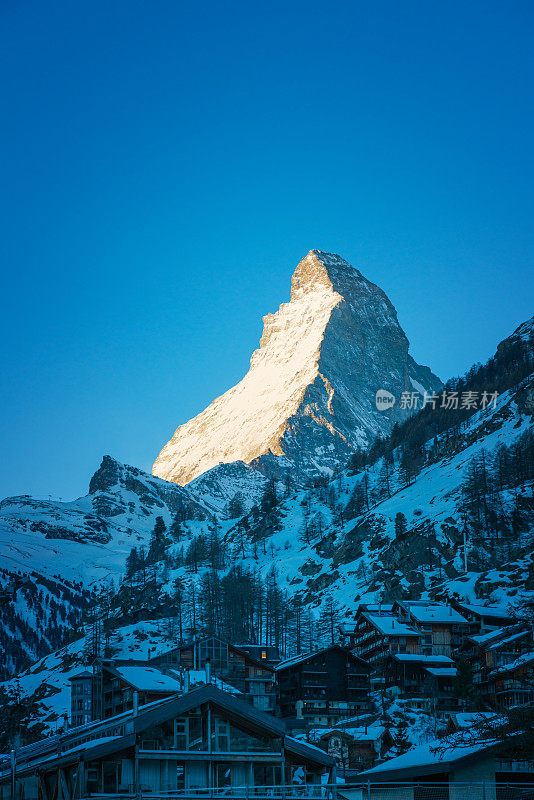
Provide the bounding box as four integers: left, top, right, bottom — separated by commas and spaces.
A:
153, 251, 442, 486
0, 455, 208, 586
0, 456, 214, 677
0, 315, 533, 735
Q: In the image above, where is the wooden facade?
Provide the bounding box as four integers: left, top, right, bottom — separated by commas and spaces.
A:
276, 646, 371, 726
341, 606, 422, 667
392, 601, 470, 658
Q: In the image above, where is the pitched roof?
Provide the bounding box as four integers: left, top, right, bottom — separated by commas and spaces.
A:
359, 734, 503, 780
454, 602, 513, 620
468, 624, 531, 649
363, 613, 421, 637
114, 665, 183, 693
3, 684, 334, 778
490, 650, 534, 677
320, 725, 385, 743
399, 602, 469, 625
276, 645, 368, 672
424, 667, 457, 677
393, 654, 454, 664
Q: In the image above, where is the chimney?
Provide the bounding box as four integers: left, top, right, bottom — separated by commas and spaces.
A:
184, 668, 190, 693
205, 658, 211, 684
133, 691, 139, 717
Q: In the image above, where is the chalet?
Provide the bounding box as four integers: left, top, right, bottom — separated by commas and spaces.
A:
451, 602, 515, 634
345, 606, 422, 666
319, 725, 393, 776
384, 653, 458, 711
488, 650, 534, 709
338, 605, 394, 649
458, 623, 534, 708
0, 684, 335, 800
276, 645, 371, 726
393, 601, 470, 657
148, 636, 276, 712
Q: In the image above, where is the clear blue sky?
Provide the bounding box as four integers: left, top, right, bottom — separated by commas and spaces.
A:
1, 0, 533, 501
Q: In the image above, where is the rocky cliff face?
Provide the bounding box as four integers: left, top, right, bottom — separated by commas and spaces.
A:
153, 250, 442, 485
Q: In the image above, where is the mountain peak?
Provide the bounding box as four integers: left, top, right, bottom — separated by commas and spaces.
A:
290, 250, 360, 300
153, 252, 441, 486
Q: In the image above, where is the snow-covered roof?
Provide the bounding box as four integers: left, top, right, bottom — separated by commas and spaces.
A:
487, 630, 531, 650
364, 613, 420, 637
469, 624, 531, 649
490, 650, 534, 677
321, 725, 385, 743
339, 623, 357, 634
455, 603, 512, 620
393, 654, 453, 664
276, 645, 358, 672
469, 626, 509, 645
449, 712, 498, 729
401, 603, 469, 624
359, 733, 500, 779
424, 667, 457, 677
114, 666, 182, 693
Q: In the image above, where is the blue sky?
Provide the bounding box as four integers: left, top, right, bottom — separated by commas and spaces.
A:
1, 0, 533, 500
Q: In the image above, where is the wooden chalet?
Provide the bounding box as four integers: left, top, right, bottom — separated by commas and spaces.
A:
276, 645, 371, 726
0, 684, 335, 800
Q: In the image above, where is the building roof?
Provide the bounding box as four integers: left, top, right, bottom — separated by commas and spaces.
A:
393, 654, 454, 664
68, 670, 93, 680
284, 736, 335, 766
487, 630, 532, 651
399, 602, 469, 625
448, 712, 498, 730
363, 613, 421, 637
185, 669, 241, 694
275, 645, 368, 672
424, 667, 457, 677
468, 624, 531, 649
114, 665, 183, 693
490, 650, 534, 677
454, 602, 513, 620
1, 683, 334, 780
359, 734, 503, 781
320, 725, 386, 743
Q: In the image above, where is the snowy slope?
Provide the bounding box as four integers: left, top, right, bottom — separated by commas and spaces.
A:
0, 621, 176, 737
214, 371, 534, 618
0, 456, 209, 587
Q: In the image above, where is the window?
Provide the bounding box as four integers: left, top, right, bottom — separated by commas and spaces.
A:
214, 716, 278, 752
261, 651, 267, 659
